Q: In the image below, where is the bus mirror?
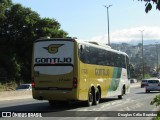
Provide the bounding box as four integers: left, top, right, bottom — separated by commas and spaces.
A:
129, 64, 135, 78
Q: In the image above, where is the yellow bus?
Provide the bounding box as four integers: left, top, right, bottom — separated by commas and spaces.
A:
32, 38, 130, 106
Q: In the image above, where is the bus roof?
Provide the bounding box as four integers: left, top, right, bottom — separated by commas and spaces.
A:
75, 39, 128, 57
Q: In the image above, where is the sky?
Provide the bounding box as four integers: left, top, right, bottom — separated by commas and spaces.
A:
12, 0, 160, 44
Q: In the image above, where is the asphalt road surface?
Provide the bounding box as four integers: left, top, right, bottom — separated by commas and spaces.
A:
0, 85, 160, 120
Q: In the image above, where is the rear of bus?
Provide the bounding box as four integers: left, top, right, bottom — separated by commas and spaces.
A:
32, 38, 78, 102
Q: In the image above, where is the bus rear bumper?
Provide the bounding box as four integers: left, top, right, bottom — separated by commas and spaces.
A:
32, 89, 78, 101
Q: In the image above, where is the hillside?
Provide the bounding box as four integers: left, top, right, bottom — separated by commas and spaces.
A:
111, 43, 160, 75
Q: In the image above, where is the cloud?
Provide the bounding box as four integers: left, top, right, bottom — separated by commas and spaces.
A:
81, 26, 160, 44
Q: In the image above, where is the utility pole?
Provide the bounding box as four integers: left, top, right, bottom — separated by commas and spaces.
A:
156, 43, 159, 73
104, 5, 112, 45
139, 30, 144, 79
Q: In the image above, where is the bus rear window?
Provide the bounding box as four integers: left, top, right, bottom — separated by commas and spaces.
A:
34, 40, 74, 75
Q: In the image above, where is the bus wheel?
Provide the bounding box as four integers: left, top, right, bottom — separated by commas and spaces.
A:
94, 89, 100, 105
118, 87, 124, 99
88, 89, 94, 106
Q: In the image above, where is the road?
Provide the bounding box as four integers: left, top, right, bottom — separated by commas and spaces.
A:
0, 85, 160, 120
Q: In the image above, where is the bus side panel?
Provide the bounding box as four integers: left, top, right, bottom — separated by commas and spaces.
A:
105, 67, 122, 97
77, 61, 89, 101
78, 62, 115, 101
94, 66, 113, 98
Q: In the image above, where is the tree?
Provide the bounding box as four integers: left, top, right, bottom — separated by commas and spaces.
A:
137, 0, 160, 13
0, 0, 68, 83
0, 0, 12, 20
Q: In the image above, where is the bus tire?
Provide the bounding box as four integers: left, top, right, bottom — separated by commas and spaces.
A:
94, 88, 100, 105
88, 88, 94, 106
118, 87, 124, 99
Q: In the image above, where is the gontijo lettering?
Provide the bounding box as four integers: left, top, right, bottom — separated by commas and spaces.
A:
95, 68, 110, 76
35, 57, 72, 63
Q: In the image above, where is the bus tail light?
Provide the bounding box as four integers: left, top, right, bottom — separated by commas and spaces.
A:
32, 76, 35, 88
73, 77, 77, 88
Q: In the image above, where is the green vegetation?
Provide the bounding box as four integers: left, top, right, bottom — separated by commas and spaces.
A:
144, 74, 152, 79
151, 96, 160, 120
0, 0, 68, 86
156, 111, 160, 120
138, 0, 160, 13
151, 95, 160, 106
0, 81, 17, 91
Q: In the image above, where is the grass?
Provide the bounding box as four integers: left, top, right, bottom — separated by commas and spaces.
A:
0, 83, 4, 92
155, 111, 160, 120
0, 81, 17, 91
150, 95, 160, 120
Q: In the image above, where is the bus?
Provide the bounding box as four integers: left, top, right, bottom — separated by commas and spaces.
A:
32, 38, 130, 106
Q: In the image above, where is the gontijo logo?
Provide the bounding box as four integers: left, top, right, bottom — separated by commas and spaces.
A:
43, 44, 64, 54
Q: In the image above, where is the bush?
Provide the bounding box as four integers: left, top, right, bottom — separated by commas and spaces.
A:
151, 95, 160, 106
0, 83, 5, 92
151, 95, 160, 120
144, 74, 152, 79
0, 81, 17, 91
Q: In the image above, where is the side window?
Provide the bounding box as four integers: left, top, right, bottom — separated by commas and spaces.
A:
122, 55, 126, 68
105, 51, 115, 66
79, 45, 127, 68
104, 52, 110, 66
115, 54, 120, 67
90, 47, 98, 64
119, 54, 126, 68
97, 49, 105, 65
117, 54, 121, 67
79, 44, 85, 63
79, 44, 90, 63
84, 45, 90, 63
111, 52, 116, 66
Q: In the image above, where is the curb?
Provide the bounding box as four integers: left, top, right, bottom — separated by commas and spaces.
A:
0, 90, 32, 101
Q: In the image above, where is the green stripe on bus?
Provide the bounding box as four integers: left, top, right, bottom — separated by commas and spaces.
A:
108, 67, 122, 91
